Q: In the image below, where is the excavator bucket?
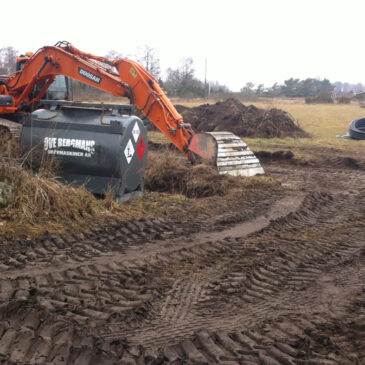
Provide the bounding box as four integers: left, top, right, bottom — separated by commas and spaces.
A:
189, 131, 264, 177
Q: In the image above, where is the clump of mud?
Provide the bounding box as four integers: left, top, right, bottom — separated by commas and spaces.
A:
256, 150, 295, 160
145, 151, 240, 198
176, 98, 308, 138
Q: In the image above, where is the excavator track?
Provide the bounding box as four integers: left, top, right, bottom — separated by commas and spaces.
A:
0, 118, 22, 158
0, 118, 22, 139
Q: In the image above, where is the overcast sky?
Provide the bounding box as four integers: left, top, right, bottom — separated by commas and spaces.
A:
3, 0, 365, 91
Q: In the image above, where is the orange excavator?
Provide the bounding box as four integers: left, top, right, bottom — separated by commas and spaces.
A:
0, 42, 263, 200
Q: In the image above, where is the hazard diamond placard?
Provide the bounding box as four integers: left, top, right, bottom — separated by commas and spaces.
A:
137, 135, 146, 161
132, 122, 140, 143
124, 139, 135, 164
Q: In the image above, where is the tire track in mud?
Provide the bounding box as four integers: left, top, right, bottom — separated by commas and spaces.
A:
101, 191, 365, 363
0, 260, 154, 364
156, 286, 365, 365
0, 193, 296, 364
0, 189, 364, 363
0, 193, 300, 281
117, 238, 365, 364
100, 191, 365, 348
0, 191, 279, 272
0, 194, 303, 320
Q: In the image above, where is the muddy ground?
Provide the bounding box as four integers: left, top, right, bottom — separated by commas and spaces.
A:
0, 150, 364, 364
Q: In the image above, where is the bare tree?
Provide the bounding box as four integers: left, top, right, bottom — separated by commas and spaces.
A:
355, 83, 364, 94
179, 57, 195, 84
240, 82, 255, 96
105, 50, 125, 60
163, 58, 206, 97
136, 45, 161, 78
256, 84, 264, 95
164, 67, 181, 96
0, 46, 18, 75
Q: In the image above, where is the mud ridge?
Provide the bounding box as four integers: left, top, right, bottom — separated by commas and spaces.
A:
258, 150, 365, 170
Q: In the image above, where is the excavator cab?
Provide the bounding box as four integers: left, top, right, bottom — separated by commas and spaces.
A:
15, 53, 33, 71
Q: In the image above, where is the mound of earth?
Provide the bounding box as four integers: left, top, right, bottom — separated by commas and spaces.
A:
175, 98, 308, 138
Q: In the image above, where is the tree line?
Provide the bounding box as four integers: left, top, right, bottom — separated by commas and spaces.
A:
241, 79, 365, 98
1, 45, 364, 99
242, 78, 334, 98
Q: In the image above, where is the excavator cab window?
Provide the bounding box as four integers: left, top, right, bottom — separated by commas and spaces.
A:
46, 76, 71, 101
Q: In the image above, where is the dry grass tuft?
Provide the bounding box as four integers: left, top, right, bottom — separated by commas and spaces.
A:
145, 151, 243, 198
144, 151, 188, 194
0, 158, 104, 236
184, 164, 236, 198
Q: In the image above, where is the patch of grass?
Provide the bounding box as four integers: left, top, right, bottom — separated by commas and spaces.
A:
148, 131, 169, 144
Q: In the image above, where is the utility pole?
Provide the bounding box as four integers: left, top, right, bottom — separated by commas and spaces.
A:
204, 57, 207, 98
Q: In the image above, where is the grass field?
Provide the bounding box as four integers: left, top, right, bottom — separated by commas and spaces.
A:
150, 98, 365, 159
245, 101, 365, 157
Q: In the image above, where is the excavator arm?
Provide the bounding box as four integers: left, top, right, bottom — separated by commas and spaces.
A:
1, 42, 193, 157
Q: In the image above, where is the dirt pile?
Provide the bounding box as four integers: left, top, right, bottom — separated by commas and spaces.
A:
176, 98, 308, 138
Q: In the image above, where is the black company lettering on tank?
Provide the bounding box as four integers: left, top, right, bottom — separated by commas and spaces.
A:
78, 67, 102, 84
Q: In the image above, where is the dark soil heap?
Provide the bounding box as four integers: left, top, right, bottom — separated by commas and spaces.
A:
176, 98, 308, 138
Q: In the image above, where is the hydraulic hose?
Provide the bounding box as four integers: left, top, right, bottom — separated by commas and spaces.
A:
349, 118, 365, 140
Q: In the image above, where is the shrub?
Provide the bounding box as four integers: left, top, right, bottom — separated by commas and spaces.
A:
336, 96, 352, 104
305, 95, 334, 104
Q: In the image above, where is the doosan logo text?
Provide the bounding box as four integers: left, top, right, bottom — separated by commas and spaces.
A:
78, 67, 102, 84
